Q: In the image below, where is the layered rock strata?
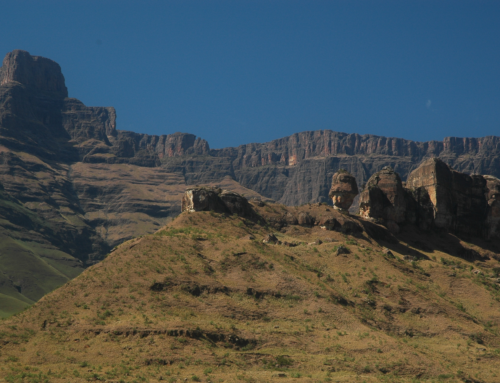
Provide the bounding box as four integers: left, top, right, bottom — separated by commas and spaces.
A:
3, 52, 500, 207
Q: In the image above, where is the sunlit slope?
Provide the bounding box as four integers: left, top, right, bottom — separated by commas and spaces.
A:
1, 202, 500, 382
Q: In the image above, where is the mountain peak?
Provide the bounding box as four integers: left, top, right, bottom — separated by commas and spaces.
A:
0, 49, 68, 97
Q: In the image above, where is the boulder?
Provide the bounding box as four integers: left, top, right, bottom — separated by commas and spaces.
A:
329, 170, 359, 210
263, 233, 279, 244
298, 212, 315, 226
317, 216, 339, 230
283, 212, 298, 225
335, 245, 350, 256
338, 220, 362, 234
382, 248, 395, 259
404, 254, 417, 262
308, 239, 322, 246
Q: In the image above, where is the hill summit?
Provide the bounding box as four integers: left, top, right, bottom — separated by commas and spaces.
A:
1, 179, 500, 381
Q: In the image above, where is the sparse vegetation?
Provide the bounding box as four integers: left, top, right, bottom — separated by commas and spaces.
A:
0, 204, 500, 382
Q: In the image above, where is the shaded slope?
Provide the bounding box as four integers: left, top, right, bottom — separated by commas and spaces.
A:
0, 184, 84, 318
1, 203, 500, 382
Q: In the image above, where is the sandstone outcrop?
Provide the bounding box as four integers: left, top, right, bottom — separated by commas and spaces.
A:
213, 131, 500, 206
263, 233, 279, 244
359, 166, 406, 233
329, 170, 358, 210
406, 158, 489, 236
335, 245, 350, 256
182, 188, 226, 214
298, 212, 315, 226
181, 187, 257, 220
0, 50, 67, 97
359, 158, 500, 238
219, 190, 256, 217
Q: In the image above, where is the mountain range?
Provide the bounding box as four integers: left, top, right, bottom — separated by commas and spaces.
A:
0, 49, 499, 316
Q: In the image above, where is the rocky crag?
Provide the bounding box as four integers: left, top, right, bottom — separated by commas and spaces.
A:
357, 159, 500, 239
1, 49, 500, 315
328, 169, 358, 210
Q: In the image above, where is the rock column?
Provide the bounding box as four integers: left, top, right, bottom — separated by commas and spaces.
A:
328, 170, 359, 210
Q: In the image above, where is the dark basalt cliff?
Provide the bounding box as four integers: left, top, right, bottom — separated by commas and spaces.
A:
0, 49, 499, 315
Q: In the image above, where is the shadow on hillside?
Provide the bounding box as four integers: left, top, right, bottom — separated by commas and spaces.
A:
442, 232, 496, 263
384, 241, 430, 261
398, 225, 496, 263
454, 233, 500, 260
356, 218, 396, 243
352, 221, 430, 260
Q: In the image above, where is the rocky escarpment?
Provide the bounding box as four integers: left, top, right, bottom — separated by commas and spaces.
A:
406, 158, 493, 237
1, 49, 500, 315
359, 158, 500, 238
3, 51, 499, 207
0, 50, 67, 97
180, 187, 366, 238
209, 131, 500, 206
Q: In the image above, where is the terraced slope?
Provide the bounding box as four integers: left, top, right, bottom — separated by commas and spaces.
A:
1, 202, 500, 382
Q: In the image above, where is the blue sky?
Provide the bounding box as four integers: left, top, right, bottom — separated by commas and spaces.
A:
1, 1, 499, 148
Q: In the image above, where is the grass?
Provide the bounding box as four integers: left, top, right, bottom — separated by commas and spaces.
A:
0, 203, 500, 382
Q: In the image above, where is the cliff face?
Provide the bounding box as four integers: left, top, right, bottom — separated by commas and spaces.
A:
405, 158, 492, 237
0, 50, 67, 97
358, 158, 499, 239
230, 133, 500, 206
359, 167, 407, 233
1, 49, 500, 314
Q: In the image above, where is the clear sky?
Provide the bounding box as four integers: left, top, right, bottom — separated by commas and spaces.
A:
1, 1, 499, 148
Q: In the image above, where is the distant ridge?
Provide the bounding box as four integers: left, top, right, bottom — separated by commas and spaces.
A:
0, 49, 499, 315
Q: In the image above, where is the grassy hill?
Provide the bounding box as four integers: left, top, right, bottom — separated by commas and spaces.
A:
0, 146, 271, 317
1, 201, 500, 382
